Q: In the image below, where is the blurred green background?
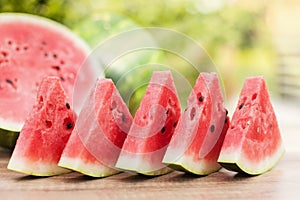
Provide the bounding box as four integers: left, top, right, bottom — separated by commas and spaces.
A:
1, 0, 298, 114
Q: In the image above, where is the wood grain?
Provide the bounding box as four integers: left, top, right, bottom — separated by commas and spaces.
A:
0, 150, 299, 200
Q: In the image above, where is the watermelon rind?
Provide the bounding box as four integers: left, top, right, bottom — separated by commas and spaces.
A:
218, 143, 285, 175
0, 13, 91, 149
58, 157, 120, 178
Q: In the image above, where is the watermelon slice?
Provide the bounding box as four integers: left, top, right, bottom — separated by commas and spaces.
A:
162, 72, 229, 175
116, 71, 181, 176
59, 78, 133, 177
7, 76, 75, 176
0, 13, 93, 149
218, 76, 285, 175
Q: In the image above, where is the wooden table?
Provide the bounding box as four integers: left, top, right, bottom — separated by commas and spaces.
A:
0, 149, 299, 200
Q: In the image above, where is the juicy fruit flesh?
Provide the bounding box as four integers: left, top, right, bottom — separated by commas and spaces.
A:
0, 13, 89, 132
59, 78, 133, 176
7, 76, 75, 176
116, 71, 181, 175
163, 73, 229, 175
218, 76, 284, 175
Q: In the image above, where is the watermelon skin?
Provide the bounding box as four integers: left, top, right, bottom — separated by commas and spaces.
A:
0, 13, 93, 147
116, 71, 181, 176
218, 76, 285, 175
59, 78, 132, 177
7, 77, 75, 176
163, 73, 229, 175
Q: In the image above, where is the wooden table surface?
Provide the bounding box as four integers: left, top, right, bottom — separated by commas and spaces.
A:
0, 150, 299, 200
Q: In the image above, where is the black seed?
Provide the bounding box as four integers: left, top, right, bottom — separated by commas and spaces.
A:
184, 108, 188, 112
66, 122, 73, 129
166, 109, 169, 115
210, 124, 215, 133
60, 76, 65, 81
6, 79, 13, 85
226, 109, 228, 116
53, 53, 57, 58
173, 121, 177, 127
239, 103, 244, 110
161, 126, 166, 134
225, 117, 228, 123
52, 65, 60, 71
66, 103, 70, 109
121, 113, 125, 122
198, 95, 204, 102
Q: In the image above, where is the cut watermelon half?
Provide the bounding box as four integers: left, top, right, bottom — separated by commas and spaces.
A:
163, 72, 229, 175
116, 71, 181, 176
7, 76, 75, 176
218, 76, 285, 175
0, 13, 94, 148
59, 78, 133, 177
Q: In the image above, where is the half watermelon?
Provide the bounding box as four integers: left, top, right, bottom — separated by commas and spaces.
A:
163, 72, 229, 175
7, 76, 75, 176
0, 13, 93, 149
218, 76, 285, 175
116, 71, 181, 176
59, 78, 133, 177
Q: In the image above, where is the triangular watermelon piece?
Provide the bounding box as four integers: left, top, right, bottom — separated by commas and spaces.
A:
116, 71, 181, 176
218, 76, 285, 175
7, 76, 75, 176
163, 72, 229, 175
59, 78, 133, 177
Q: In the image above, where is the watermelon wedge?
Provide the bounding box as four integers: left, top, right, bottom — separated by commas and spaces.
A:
116, 71, 181, 176
0, 13, 93, 149
218, 76, 285, 175
163, 72, 229, 175
7, 76, 75, 176
59, 78, 133, 177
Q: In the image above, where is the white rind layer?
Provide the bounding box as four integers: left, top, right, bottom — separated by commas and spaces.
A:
218, 141, 285, 175
58, 157, 120, 177
163, 148, 221, 175
7, 156, 70, 176
116, 148, 172, 176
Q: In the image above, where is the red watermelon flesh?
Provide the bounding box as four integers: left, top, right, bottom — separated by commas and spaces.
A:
218, 76, 284, 175
7, 76, 75, 176
116, 71, 181, 175
163, 72, 229, 175
59, 78, 132, 177
0, 13, 92, 133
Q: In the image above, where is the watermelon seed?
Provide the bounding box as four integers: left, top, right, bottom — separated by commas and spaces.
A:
161, 126, 166, 134
23, 46, 28, 51
6, 79, 13, 85
226, 109, 228, 116
66, 103, 70, 109
166, 109, 169, 115
224, 117, 228, 123
121, 113, 126, 122
239, 103, 244, 110
60, 76, 65, 81
7, 40, 12, 45
252, 93, 257, 100
210, 124, 215, 133
190, 107, 196, 120
51, 65, 61, 71
45, 120, 52, 128
173, 121, 177, 127
15, 47, 20, 51
1, 51, 8, 57
53, 53, 57, 59
66, 122, 73, 129
198, 95, 204, 102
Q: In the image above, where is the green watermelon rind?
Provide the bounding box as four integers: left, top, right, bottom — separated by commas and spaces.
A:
0, 13, 91, 148
59, 157, 120, 178
218, 143, 285, 175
